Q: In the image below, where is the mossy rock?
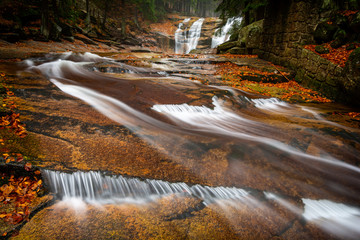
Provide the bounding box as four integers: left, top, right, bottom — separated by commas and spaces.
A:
189, 49, 203, 54
237, 19, 264, 49
313, 22, 339, 44
217, 41, 238, 52
226, 47, 247, 55
315, 45, 330, 54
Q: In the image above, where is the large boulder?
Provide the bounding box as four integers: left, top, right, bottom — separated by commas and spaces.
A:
227, 47, 247, 55
313, 22, 338, 44
217, 41, 238, 53
238, 19, 264, 50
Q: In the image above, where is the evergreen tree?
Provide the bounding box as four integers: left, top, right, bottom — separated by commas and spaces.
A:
216, 0, 267, 25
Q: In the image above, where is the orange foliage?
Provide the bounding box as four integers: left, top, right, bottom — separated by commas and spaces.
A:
0, 175, 42, 224
0, 72, 42, 229
0, 73, 27, 138
339, 10, 359, 17
304, 42, 360, 67
218, 54, 258, 59
215, 62, 331, 103
149, 21, 177, 36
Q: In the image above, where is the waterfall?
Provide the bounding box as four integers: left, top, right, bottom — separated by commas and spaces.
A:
211, 17, 242, 48
175, 18, 205, 54
175, 18, 191, 54
43, 170, 248, 204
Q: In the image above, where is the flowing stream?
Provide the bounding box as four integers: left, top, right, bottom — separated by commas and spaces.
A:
10, 52, 360, 239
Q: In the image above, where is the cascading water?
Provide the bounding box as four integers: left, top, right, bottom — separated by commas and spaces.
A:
43, 170, 249, 204
175, 18, 190, 54
18, 52, 360, 239
211, 17, 242, 48
175, 18, 205, 54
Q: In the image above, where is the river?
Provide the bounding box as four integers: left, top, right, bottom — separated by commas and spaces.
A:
1, 52, 360, 239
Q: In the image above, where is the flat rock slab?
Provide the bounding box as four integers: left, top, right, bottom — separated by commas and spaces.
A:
12, 195, 334, 240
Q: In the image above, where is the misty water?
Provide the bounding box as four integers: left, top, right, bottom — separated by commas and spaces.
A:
175, 18, 205, 54
9, 51, 360, 239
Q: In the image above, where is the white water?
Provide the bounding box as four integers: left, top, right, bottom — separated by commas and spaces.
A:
24, 52, 360, 238
175, 18, 205, 54
251, 97, 289, 110
265, 192, 360, 239
43, 170, 248, 205
30, 56, 360, 177
43, 168, 360, 239
211, 17, 242, 48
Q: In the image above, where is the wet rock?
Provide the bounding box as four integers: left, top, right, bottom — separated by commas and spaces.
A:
122, 37, 141, 46
217, 41, 238, 53
63, 36, 74, 42
313, 22, 338, 44
86, 29, 98, 38
227, 47, 247, 55
238, 19, 264, 50
315, 45, 329, 54
75, 25, 86, 35
74, 33, 97, 45
189, 49, 203, 54
153, 32, 174, 52
130, 48, 152, 53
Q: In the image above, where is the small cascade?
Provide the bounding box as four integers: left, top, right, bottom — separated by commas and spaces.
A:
43, 170, 248, 204
251, 97, 289, 110
175, 18, 205, 54
211, 17, 242, 48
175, 18, 191, 54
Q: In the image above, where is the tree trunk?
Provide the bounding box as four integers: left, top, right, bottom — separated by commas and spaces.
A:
102, 0, 109, 28
121, 18, 126, 38
41, 0, 50, 39
51, 0, 59, 23
133, 8, 141, 30
86, 0, 90, 26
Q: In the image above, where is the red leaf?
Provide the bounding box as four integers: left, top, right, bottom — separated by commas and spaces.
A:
24, 163, 32, 171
